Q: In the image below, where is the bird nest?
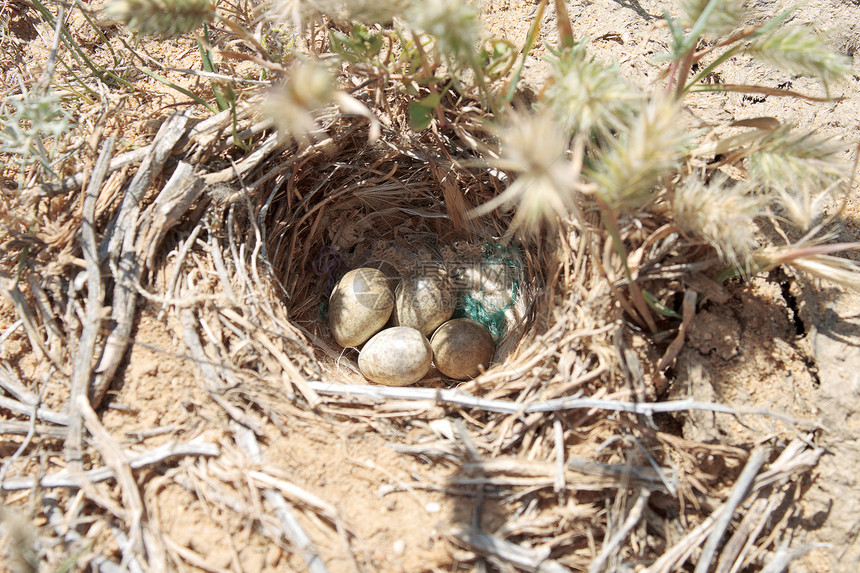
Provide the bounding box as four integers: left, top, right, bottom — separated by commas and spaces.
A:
0, 48, 825, 573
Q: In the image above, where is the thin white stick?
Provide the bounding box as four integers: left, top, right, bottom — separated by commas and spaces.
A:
760, 543, 830, 573
0, 441, 219, 490
0, 394, 68, 426
553, 419, 566, 497
248, 471, 340, 522
263, 490, 330, 573
44, 495, 126, 573
24, 145, 153, 199
446, 524, 569, 573
306, 381, 811, 424
232, 425, 330, 573
0, 421, 66, 438
77, 396, 146, 555
0, 318, 23, 346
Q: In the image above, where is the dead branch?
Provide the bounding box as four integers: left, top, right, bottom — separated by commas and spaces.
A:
92, 113, 195, 406
76, 395, 147, 559
43, 495, 126, 573
22, 145, 154, 201
101, 112, 193, 261
0, 365, 43, 407
695, 447, 768, 573
0, 420, 66, 438
233, 424, 330, 573
588, 489, 651, 573
0, 440, 219, 490
248, 471, 341, 524
263, 489, 330, 573
0, 394, 69, 426
67, 136, 115, 474
0, 275, 68, 375
644, 438, 822, 573
179, 308, 265, 433
305, 381, 815, 426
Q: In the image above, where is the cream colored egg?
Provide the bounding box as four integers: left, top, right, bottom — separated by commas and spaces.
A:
359, 327, 432, 386
394, 266, 455, 337
328, 268, 394, 347
430, 319, 495, 380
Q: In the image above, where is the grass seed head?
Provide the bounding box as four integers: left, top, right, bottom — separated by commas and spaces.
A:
469, 111, 583, 238
746, 125, 847, 228
783, 254, 860, 292
265, 60, 335, 146
680, 0, 745, 38
334, 0, 409, 24
543, 41, 640, 145
673, 177, 762, 270
104, 0, 214, 36
268, 0, 407, 28
746, 25, 851, 90
405, 0, 481, 66
589, 99, 688, 210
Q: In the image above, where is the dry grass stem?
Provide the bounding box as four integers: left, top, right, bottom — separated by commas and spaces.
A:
0, 441, 219, 491
695, 447, 768, 573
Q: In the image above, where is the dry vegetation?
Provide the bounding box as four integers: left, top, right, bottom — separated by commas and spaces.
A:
0, 0, 858, 571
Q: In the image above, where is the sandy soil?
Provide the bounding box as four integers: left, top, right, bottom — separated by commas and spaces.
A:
1, 0, 860, 572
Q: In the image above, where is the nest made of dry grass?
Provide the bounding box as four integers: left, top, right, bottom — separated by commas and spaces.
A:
0, 69, 825, 573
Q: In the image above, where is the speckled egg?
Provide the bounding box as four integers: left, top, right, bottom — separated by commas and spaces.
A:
430, 319, 495, 380
328, 268, 394, 348
394, 266, 455, 337
359, 327, 432, 386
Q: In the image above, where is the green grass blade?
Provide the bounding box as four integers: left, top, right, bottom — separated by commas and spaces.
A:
504, 0, 546, 102
140, 69, 218, 112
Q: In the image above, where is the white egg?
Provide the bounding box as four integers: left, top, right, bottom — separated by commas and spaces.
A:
394, 266, 455, 336
328, 268, 394, 347
359, 327, 432, 386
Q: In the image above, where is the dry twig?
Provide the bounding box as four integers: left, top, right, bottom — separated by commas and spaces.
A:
66, 136, 115, 474
0, 440, 219, 490
446, 523, 570, 573
695, 447, 768, 573
92, 113, 195, 406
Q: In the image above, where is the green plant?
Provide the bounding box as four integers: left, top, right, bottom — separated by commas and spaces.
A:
0, 92, 72, 183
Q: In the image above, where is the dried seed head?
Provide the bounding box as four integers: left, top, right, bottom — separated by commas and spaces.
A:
335, 0, 409, 24
104, 0, 214, 36
405, 0, 481, 66
746, 25, 851, 90
469, 111, 584, 238
267, 0, 408, 28
782, 254, 860, 292
746, 125, 847, 229
680, 0, 745, 38
672, 177, 762, 270
264, 60, 335, 146
543, 41, 639, 144
589, 100, 688, 210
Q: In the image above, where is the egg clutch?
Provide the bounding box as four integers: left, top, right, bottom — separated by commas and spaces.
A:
327, 266, 496, 386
